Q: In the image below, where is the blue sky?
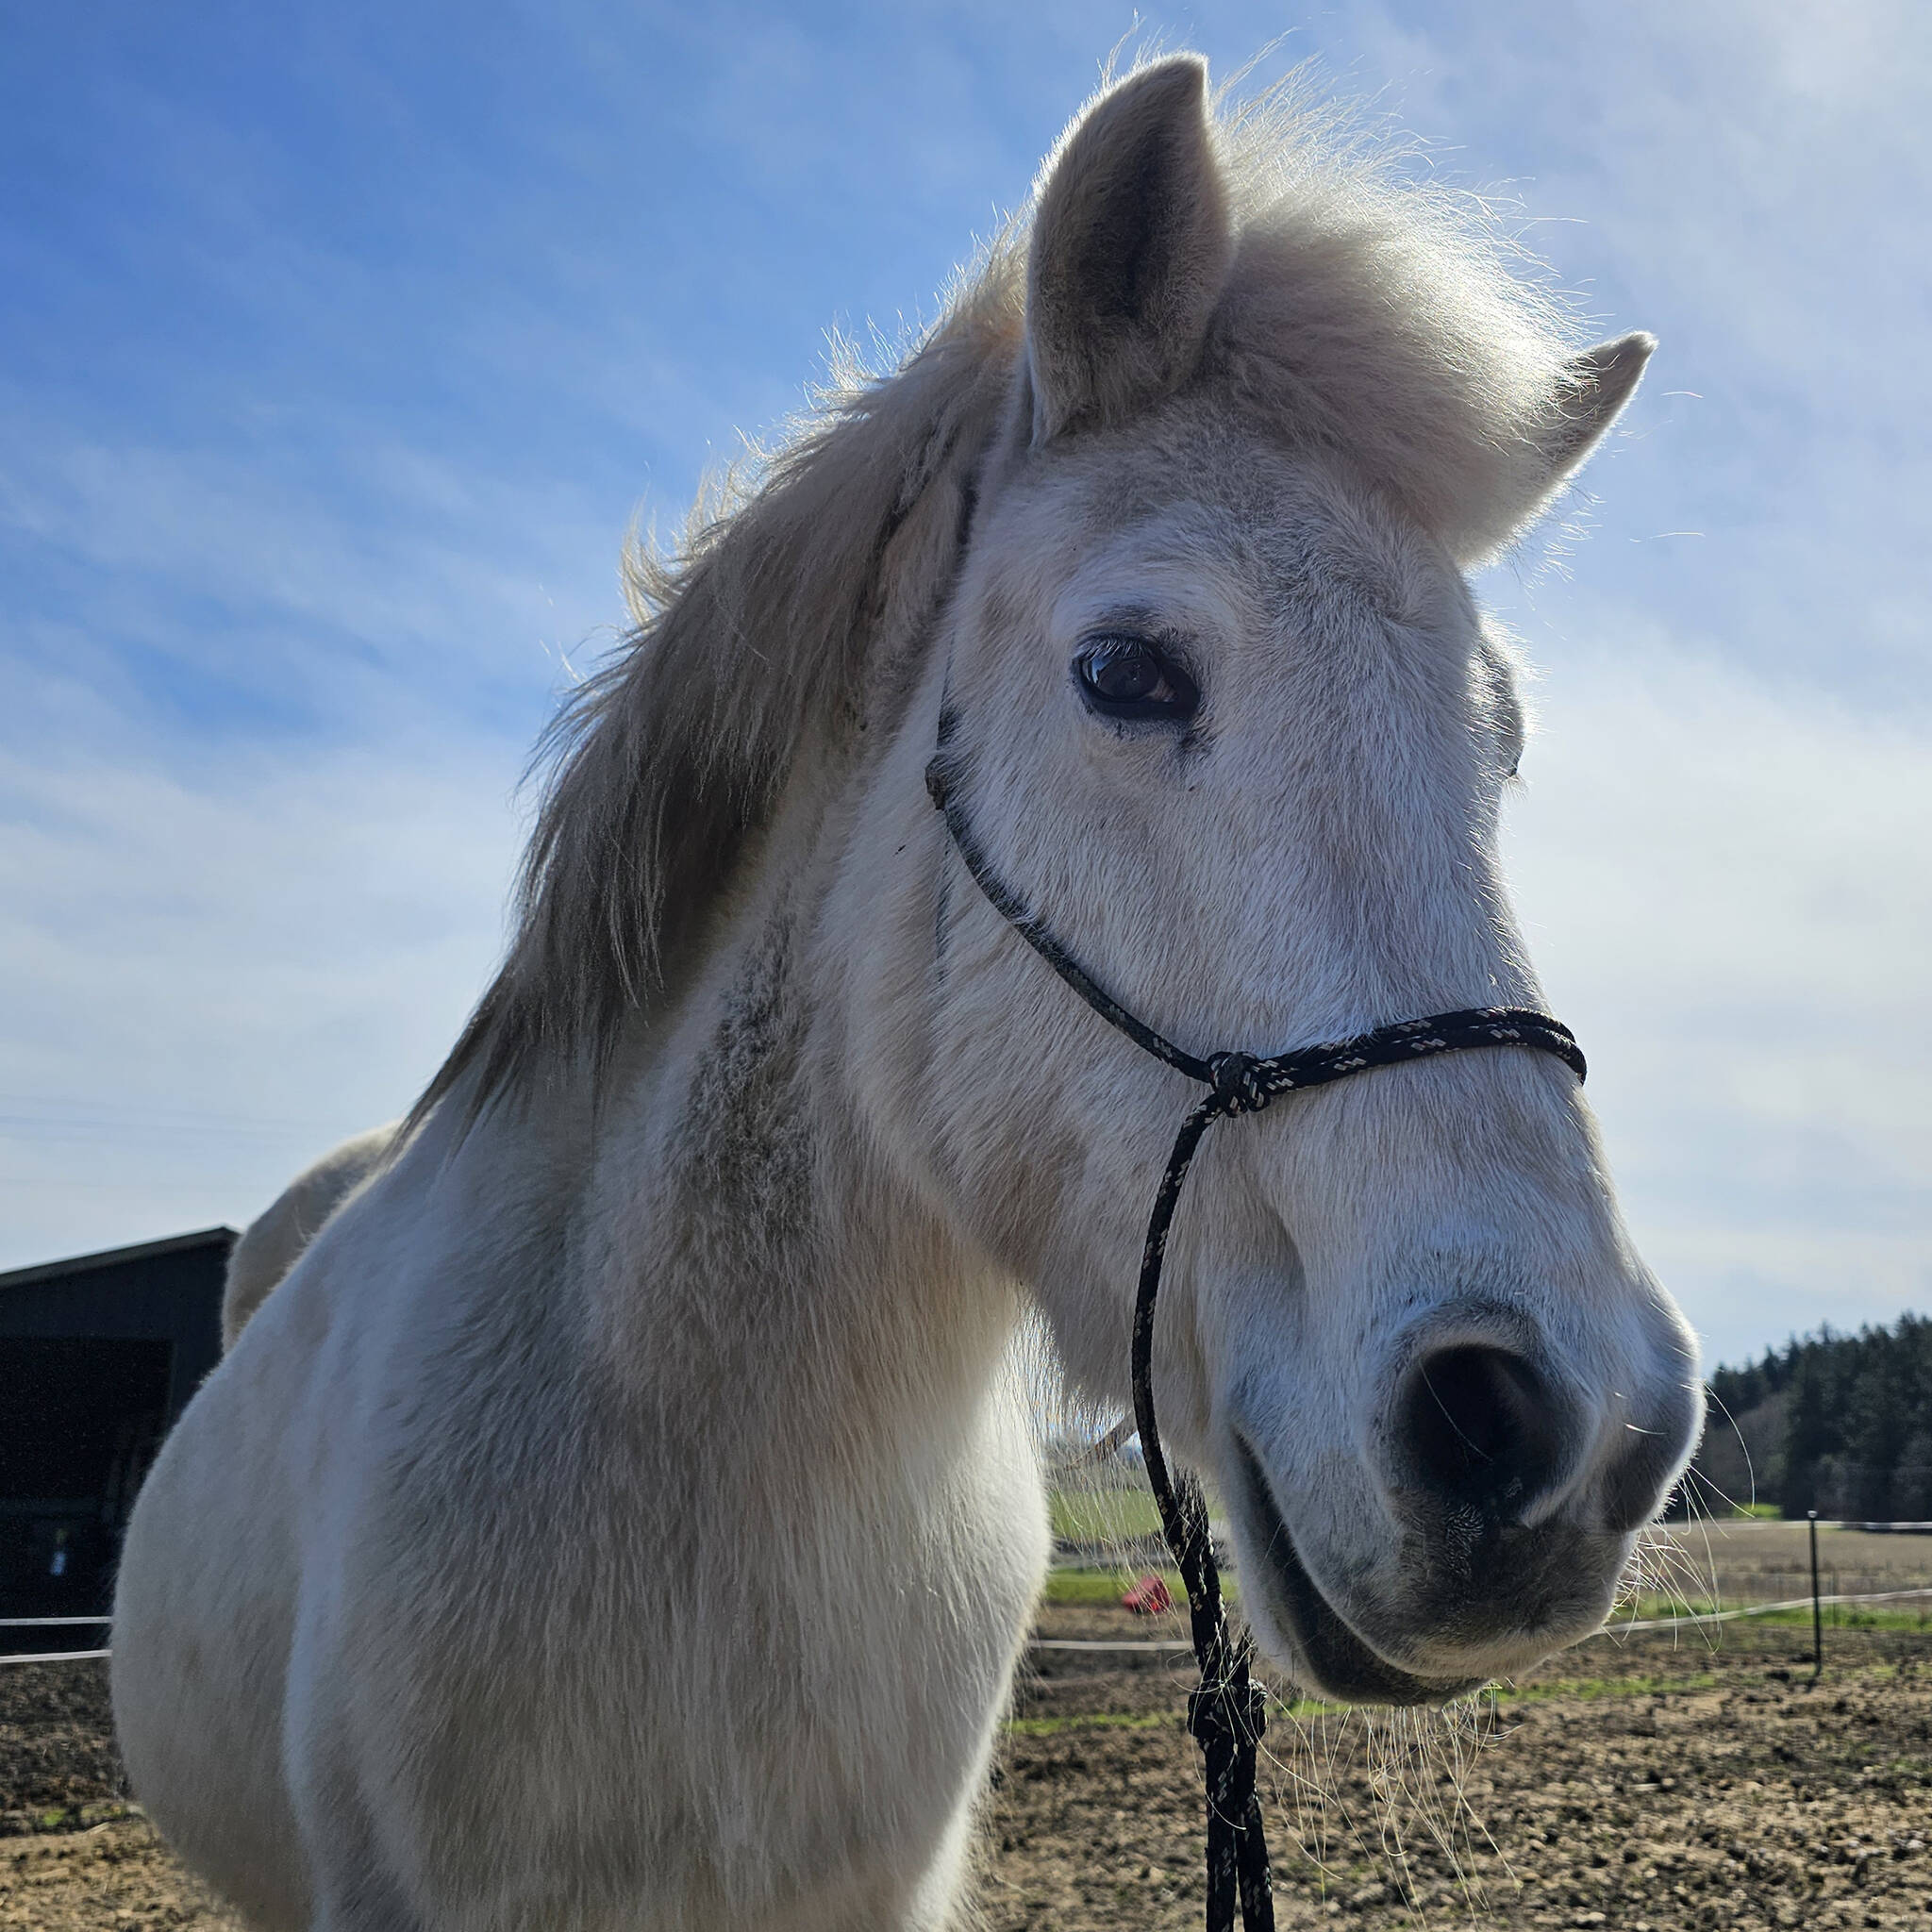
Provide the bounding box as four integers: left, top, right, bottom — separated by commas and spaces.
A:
3, 1, 1926, 1369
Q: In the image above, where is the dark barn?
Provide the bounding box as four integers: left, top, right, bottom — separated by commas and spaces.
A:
0, 1226, 233, 1642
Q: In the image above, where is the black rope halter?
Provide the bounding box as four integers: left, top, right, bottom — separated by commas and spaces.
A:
924, 749, 1586, 1932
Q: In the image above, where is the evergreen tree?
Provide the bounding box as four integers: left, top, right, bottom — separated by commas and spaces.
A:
1780, 1352, 1830, 1515
1696, 1310, 1932, 1517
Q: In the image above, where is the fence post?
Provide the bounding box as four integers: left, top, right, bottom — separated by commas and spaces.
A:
1808, 1510, 1822, 1681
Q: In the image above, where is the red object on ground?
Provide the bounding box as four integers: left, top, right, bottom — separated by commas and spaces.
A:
1121, 1574, 1173, 1615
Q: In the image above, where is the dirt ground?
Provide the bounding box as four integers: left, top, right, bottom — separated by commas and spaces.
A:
0, 1656, 242, 1930
5, 1611, 1930, 1930
992, 1606, 1932, 1929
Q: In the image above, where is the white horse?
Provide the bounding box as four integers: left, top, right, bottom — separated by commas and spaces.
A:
113, 58, 1700, 1932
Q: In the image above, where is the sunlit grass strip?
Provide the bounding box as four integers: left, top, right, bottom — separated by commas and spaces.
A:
1488, 1670, 1724, 1706
1049, 1489, 1168, 1541
1047, 1486, 1226, 1542
1005, 1711, 1177, 1736
1042, 1566, 1211, 1605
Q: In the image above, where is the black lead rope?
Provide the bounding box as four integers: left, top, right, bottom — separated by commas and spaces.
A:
925, 753, 1586, 1932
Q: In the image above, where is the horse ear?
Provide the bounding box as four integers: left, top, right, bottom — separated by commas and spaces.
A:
1530, 330, 1656, 503
1025, 58, 1233, 443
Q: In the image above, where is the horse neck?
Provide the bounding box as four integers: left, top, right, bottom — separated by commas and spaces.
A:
573, 751, 1024, 1486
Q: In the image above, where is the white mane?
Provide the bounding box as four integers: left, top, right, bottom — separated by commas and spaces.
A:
417, 68, 1593, 1127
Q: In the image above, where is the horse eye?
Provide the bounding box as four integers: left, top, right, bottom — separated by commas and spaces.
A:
1074, 637, 1199, 722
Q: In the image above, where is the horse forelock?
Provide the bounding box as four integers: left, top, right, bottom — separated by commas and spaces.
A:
410, 62, 1592, 1135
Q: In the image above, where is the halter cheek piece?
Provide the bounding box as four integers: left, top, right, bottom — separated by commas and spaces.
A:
924, 749, 1586, 1932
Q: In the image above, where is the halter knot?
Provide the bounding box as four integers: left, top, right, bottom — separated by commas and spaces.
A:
1208, 1051, 1271, 1115
1187, 1677, 1270, 1753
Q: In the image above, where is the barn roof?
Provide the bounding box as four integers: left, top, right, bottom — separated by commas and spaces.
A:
0, 1226, 236, 1291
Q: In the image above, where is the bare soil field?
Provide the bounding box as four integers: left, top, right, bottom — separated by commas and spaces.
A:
6, 1602, 1930, 1930
994, 1606, 1932, 1929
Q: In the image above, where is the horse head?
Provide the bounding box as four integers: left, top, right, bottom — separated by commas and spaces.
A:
864, 58, 1700, 1702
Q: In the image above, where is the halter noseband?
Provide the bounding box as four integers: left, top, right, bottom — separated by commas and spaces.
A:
924, 748, 1585, 1932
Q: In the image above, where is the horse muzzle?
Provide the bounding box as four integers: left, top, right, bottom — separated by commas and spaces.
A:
1227, 1300, 1703, 1699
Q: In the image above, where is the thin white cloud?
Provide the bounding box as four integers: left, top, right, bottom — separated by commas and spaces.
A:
1504, 625, 1932, 1362
1341, 0, 1932, 713
0, 390, 624, 716
0, 731, 525, 1269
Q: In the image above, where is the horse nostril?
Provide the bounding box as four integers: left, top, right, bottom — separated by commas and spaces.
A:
1396, 1343, 1569, 1523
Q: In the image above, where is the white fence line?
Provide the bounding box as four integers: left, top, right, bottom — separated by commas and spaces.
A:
7, 1586, 1932, 1668
1033, 1636, 1192, 1652
1600, 1582, 1932, 1635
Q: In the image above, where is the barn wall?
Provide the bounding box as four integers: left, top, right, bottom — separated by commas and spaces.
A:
0, 1228, 233, 1630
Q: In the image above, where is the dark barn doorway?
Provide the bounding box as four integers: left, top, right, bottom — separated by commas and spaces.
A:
0, 1227, 232, 1645
1, 1338, 174, 1616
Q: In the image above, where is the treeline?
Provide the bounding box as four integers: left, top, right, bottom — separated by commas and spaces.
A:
1693, 1312, 1932, 1520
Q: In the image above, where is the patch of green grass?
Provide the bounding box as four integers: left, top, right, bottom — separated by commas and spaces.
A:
1041, 1566, 1241, 1607
1041, 1566, 1181, 1605
1831, 1607, 1932, 1629
1005, 1710, 1177, 1737
1756, 1605, 1932, 1630
25, 1800, 136, 1834
1048, 1485, 1226, 1542
1049, 1488, 1167, 1541
1200, 1672, 1757, 1725
1491, 1670, 1725, 1706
